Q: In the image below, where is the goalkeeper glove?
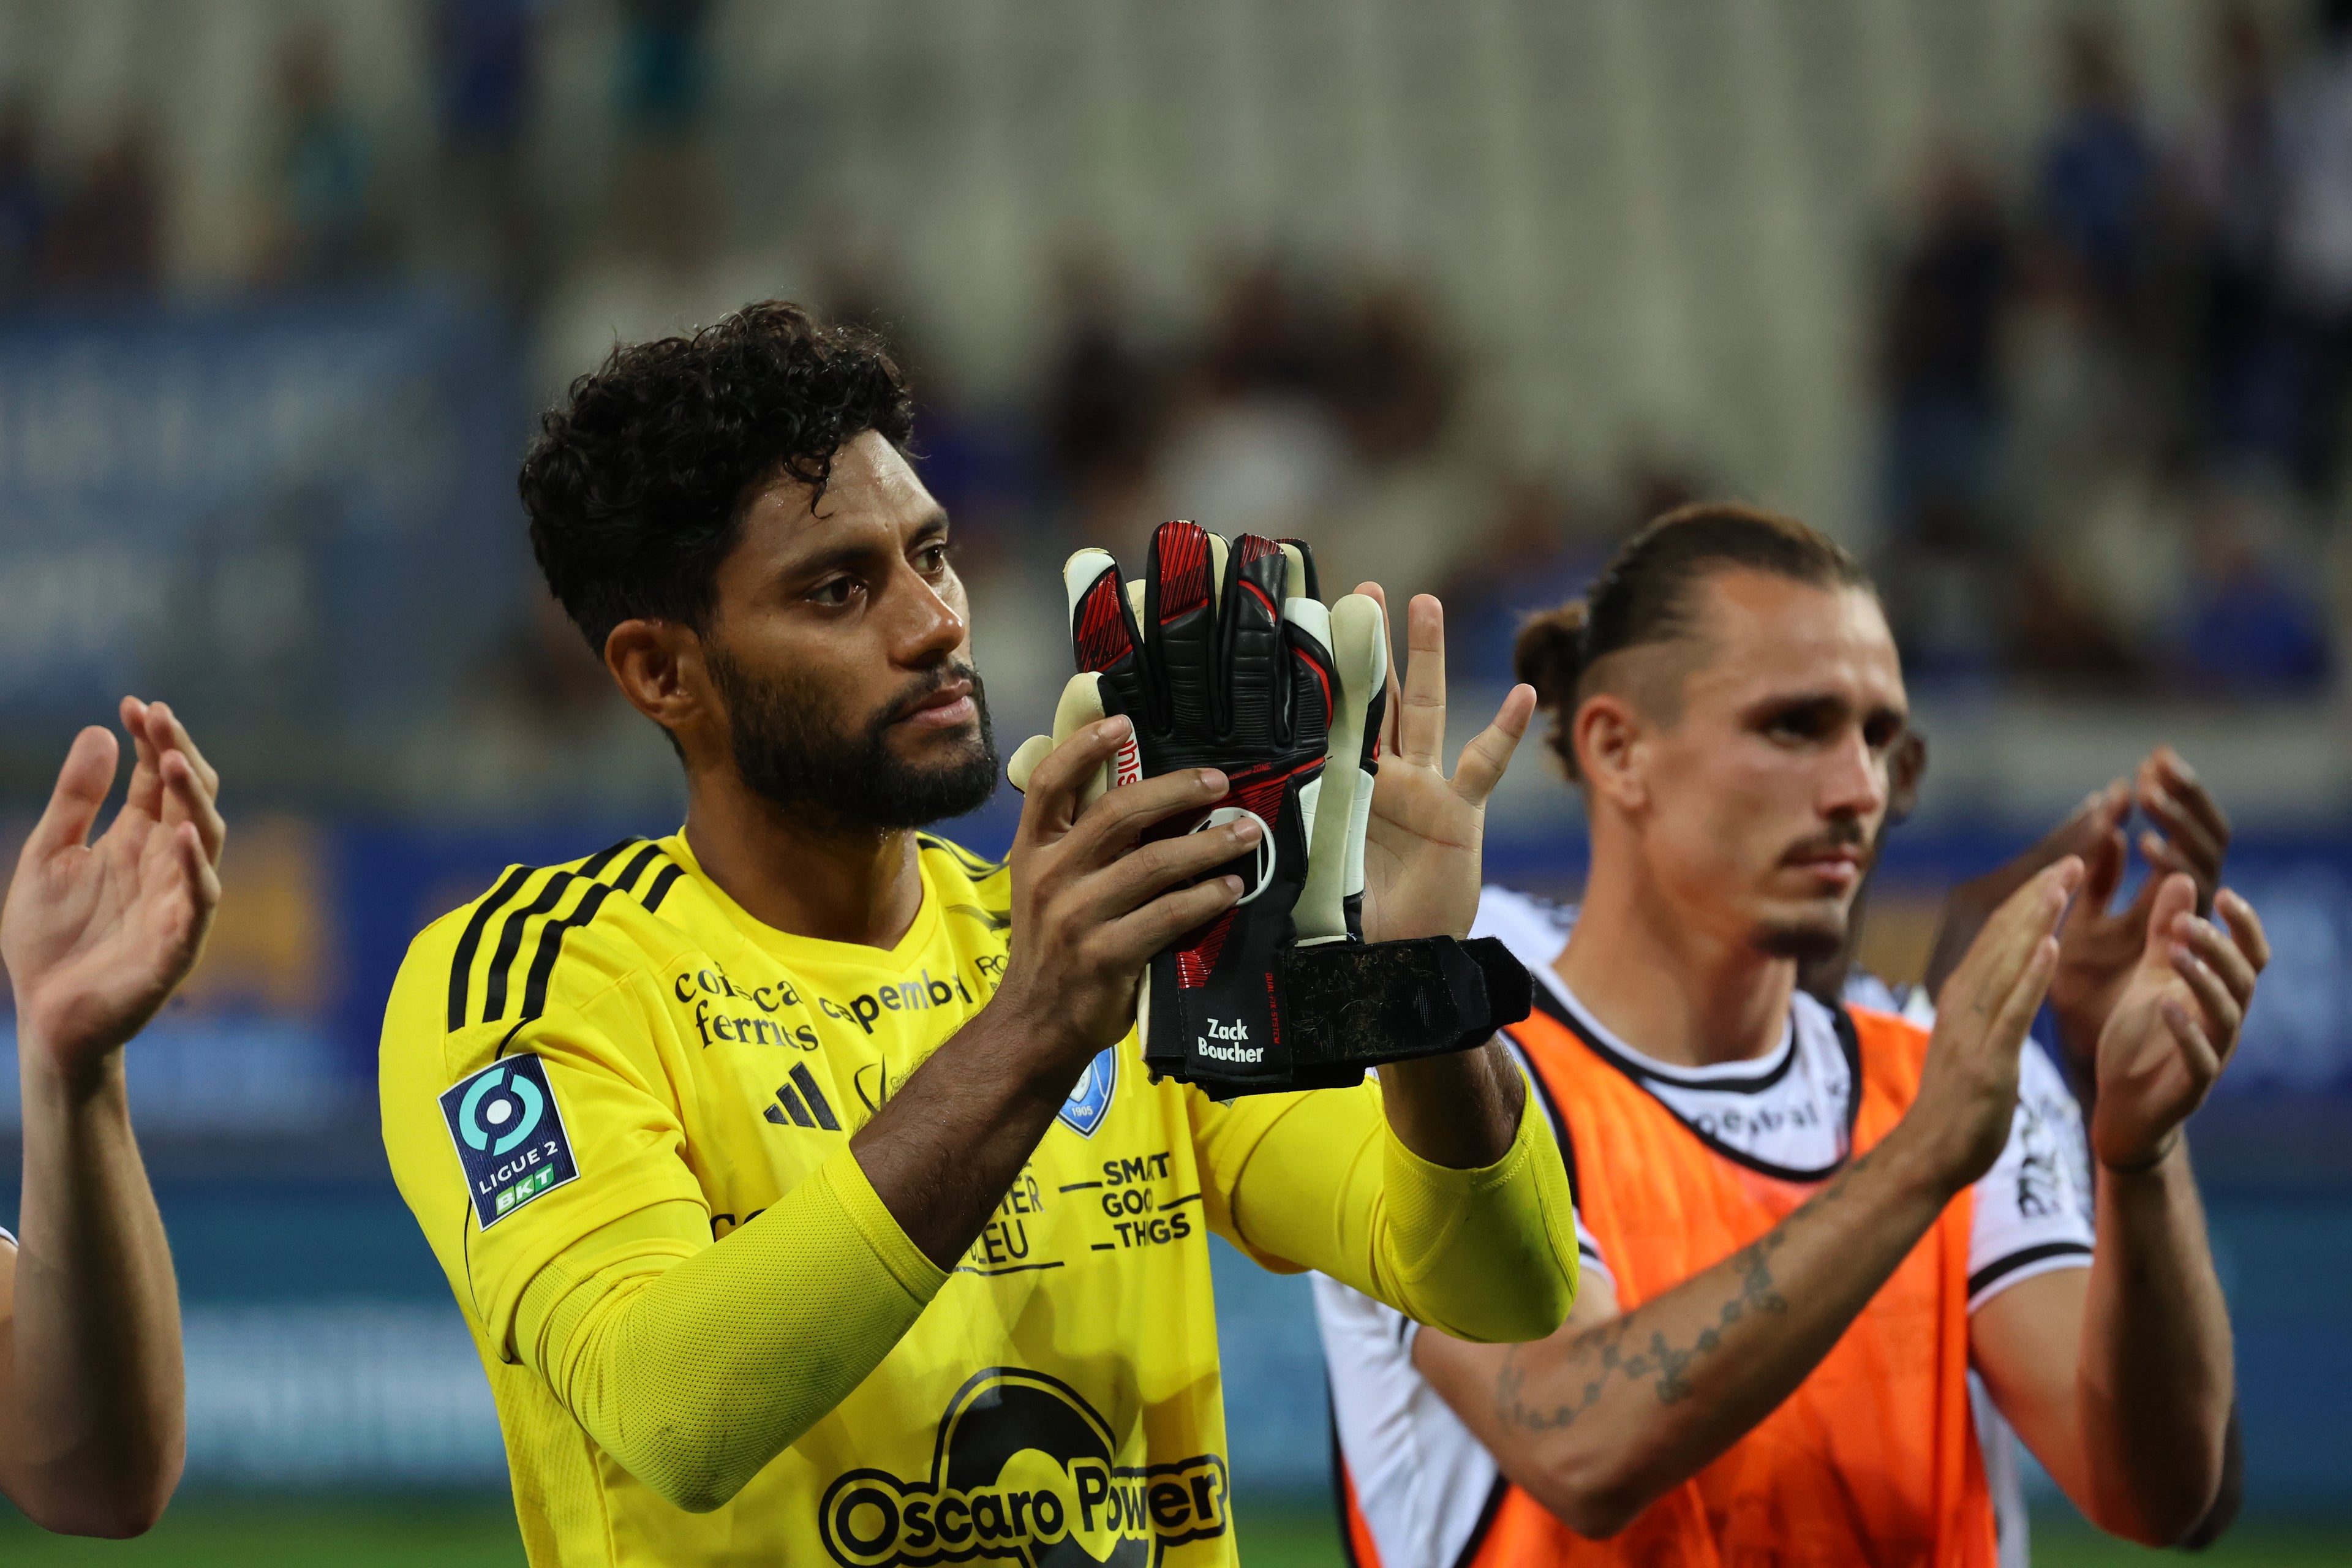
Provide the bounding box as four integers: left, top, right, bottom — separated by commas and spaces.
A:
1008, 520, 1529, 1096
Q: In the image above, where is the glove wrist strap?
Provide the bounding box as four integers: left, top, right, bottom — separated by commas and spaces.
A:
1144, 935, 1532, 1095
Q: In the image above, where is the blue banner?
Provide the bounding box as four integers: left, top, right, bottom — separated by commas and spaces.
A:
0, 295, 526, 737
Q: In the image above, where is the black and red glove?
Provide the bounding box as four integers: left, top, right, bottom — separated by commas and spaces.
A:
1009, 520, 1528, 1096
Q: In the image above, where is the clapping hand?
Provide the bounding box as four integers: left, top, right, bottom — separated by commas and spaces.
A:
2088, 875, 2267, 1172
2049, 748, 2231, 1070
1, 699, 225, 1087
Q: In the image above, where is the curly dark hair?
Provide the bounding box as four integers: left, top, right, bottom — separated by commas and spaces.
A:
520, 300, 916, 655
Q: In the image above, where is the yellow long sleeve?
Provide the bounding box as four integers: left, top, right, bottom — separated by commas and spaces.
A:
1198, 1074, 1578, 1344
510, 1146, 948, 1513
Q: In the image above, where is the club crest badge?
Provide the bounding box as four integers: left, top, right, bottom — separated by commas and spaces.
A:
1057, 1047, 1117, 1138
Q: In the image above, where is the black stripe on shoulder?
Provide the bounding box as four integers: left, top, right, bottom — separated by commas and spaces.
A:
1967, 1240, 2094, 1303
519, 881, 617, 1022
482, 871, 578, 1024
480, 841, 679, 1027
639, 859, 685, 914
577, 836, 640, 880
916, 833, 1005, 879
447, 842, 663, 1033
612, 840, 668, 895
447, 865, 536, 1032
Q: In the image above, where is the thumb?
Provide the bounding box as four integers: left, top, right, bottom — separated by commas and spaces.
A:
1006, 734, 1054, 794
2139, 872, 2198, 972
25, 727, 119, 864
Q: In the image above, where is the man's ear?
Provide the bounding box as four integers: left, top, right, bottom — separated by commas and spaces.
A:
605, 618, 710, 745
1888, 729, 1928, 822
1572, 692, 1649, 813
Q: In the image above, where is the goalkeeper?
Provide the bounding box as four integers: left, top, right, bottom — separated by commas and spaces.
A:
379, 301, 1577, 1568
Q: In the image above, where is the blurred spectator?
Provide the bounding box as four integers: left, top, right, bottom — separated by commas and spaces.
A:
2282, 0, 2352, 500
435, 0, 540, 151
2177, 483, 2333, 690
264, 32, 380, 285
1043, 260, 1167, 545
1883, 151, 2015, 532
2006, 548, 2143, 688
1877, 153, 2019, 689
403, 587, 684, 816
42, 123, 162, 295
2177, 6, 2296, 470
2040, 24, 2157, 331
1323, 281, 1462, 467
1154, 262, 1348, 545
1200, 259, 1328, 401
1621, 456, 1700, 533
612, 0, 717, 264
617, 0, 715, 141
1443, 477, 1602, 684
430, 0, 546, 299
0, 99, 44, 305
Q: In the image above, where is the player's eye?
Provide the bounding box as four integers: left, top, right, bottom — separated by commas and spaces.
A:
914, 541, 950, 575
1863, 715, 1904, 751
1760, 698, 1843, 745
809, 576, 863, 608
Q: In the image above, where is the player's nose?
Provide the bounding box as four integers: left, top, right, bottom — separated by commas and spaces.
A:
888, 562, 968, 665
1819, 729, 1887, 820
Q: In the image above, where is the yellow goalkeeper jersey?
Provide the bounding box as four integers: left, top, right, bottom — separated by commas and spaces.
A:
382, 828, 1452, 1568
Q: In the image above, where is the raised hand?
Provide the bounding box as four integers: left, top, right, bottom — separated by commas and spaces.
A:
1904, 859, 2079, 1194
2089, 876, 2267, 1172
1350, 584, 1536, 944
1923, 779, 2124, 996
1, 699, 225, 1086
2051, 748, 2233, 1070
997, 715, 1249, 1061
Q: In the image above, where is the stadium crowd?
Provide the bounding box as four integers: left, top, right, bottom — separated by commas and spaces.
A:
0, 3, 2348, 717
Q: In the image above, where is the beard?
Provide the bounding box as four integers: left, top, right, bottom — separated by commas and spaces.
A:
706, 649, 1000, 831
1751, 907, 1851, 964
1748, 819, 1869, 963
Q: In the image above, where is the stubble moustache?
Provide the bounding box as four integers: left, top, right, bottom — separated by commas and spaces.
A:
1750, 818, 1869, 963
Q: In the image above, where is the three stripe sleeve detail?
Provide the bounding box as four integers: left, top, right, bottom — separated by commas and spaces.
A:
446, 839, 684, 1032
447, 865, 535, 1031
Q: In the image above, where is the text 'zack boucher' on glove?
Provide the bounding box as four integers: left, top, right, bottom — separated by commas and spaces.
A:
1008, 519, 1530, 1097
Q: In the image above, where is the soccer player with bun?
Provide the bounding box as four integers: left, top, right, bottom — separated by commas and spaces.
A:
377, 302, 1577, 1567
1, 699, 225, 1536
1318, 503, 2266, 1565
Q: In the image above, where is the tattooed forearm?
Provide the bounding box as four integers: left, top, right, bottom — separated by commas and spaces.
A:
1494, 1227, 1788, 1429
1493, 1146, 1882, 1431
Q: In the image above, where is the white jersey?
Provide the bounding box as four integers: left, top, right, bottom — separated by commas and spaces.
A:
1319, 888, 2093, 1568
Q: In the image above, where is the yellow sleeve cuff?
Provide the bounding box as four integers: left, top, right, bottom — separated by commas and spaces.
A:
816, 1144, 952, 1305
1376, 1079, 1579, 1343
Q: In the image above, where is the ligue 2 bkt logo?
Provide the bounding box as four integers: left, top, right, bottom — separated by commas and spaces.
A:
458, 1063, 546, 1154
439, 1054, 580, 1229
819, 1368, 1227, 1567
